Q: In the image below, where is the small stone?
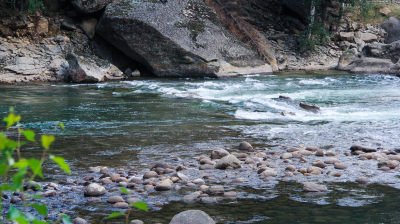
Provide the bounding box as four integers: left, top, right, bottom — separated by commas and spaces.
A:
356, 177, 369, 184
101, 178, 112, 185
325, 158, 340, 164
387, 160, 399, 169
87, 197, 101, 203
200, 158, 215, 166
155, 179, 173, 191
334, 163, 347, 170
303, 182, 328, 192
200, 164, 214, 170
232, 178, 245, 183
299, 150, 313, 156
143, 171, 158, 179
129, 177, 143, 184
201, 197, 218, 204
312, 160, 326, 168
42, 190, 56, 197
110, 174, 121, 182
315, 149, 324, 157
326, 151, 336, 156
73, 217, 88, 224
239, 141, 253, 151
183, 191, 201, 203
130, 219, 144, 224
84, 183, 107, 197
298, 168, 307, 174
215, 155, 242, 169
327, 171, 342, 177
113, 202, 129, 209
286, 165, 296, 172
127, 197, 140, 204
307, 166, 323, 175
280, 153, 292, 159
177, 172, 189, 182
107, 195, 124, 204
193, 178, 205, 185
200, 185, 209, 192
287, 147, 299, 152
224, 191, 237, 198
211, 148, 230, 159
208, 185, 224, 196
144, 184, 154, 191
171, 176, 180, 183
260, 168, 277, 177
306, 146, 319, 152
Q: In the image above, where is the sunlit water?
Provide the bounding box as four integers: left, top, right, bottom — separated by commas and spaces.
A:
1, 73, 400, 223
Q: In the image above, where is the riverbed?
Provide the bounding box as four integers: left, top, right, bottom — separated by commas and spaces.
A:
1, 73, 400, 223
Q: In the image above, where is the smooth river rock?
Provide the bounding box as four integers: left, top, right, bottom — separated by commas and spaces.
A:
215, 155, 242, 169
170, 210, 215, 224
303, 182, 328, 192
84, 183, 107, 197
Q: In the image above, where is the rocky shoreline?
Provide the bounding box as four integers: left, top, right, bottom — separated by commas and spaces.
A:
4, 140, 400, 223
1, 0, 400, 84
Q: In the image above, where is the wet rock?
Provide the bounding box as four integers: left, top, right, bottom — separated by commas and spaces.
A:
200, 185, 209, 192
24, 181, 40, 191
177, 172, 189, 182
84, 183, 107, 196
224, 191, 237, 198
286, 165, 296, 172
215, 155, 242, 169
129, 177, 143, 184
73, 217, 88, 224
325, 151, 336, 157
201, 197, 218, 204
389, 155, 400, 162
155, 179, 173, 191
325, 158, 340, 164
107, 195, 124, 204
41, 190, 57, 197
299, 102, 320, 113
200, 158, 215, 166
280, 153, 293, 159
183, 191, 201, 203
300, 150, 313, 156
208, 185, 224, 196
303, 182, 328, 192
379, 160, 399, 169
315, 149, 325, 157
113, 202, 129, 209
143, 171, 158, 179
232, 178, 245, 183
298, 168, 308, 174
312, 161, 326, 169
287, 147, 299, 152
356, 177, 370, 184
110, 174, 121, 182
193, 179, 205, 185
306, 146, 320, 152
260, 168, 278, 177
200, 164, 214, 170
350, 145, 376, 153
334, 163, 347, 170
327, 171, 342, 177
130, 220, 144, 224
170, 210, 215, 224
307, 166, 323, 175
211, 148, 230, 159
239, 141, 254, 151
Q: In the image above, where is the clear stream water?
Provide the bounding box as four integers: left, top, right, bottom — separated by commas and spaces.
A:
1, 73, 400, 223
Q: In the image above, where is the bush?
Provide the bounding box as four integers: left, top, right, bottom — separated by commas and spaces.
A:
0, 108, 71, 224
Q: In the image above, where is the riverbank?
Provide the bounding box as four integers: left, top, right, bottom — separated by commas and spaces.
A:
1, 1, 400, 84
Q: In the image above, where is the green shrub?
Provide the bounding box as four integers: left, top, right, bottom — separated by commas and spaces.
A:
0, 108, 71, 224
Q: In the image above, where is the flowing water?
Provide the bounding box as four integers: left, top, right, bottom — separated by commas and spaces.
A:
1, 73, 400, 223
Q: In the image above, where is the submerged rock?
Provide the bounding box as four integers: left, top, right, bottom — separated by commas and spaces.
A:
170, 210, 215, 224
303, 182, 328, 192
350, 145, 377, 153
239, 141, 254, 151
299, 102, 320, 113
96, 0, 272, 78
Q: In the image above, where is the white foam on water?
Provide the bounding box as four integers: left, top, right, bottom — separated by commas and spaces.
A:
299, 79, 328, 85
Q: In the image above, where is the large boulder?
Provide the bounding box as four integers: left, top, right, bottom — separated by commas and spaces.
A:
62, 53, 125, 83
338, 51, 399, 74
382, 17, 400, 44
71, 0, 113, 14
170, 210, 215, 224
96, 0, 272, 78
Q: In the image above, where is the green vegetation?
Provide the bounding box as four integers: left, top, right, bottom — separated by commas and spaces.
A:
347, 1, 400, 24
0, 108, 71, 224
0, 0, 45, 14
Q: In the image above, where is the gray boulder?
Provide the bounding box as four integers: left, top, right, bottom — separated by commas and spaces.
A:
96, 0, 272, 78
303, 182, 328, 192
84, 183, 107, 196
382, 17, 400, 44
211, 148, 230, 159
71, 0, 113, 14
170, 210, 215, 224
62, 53, 125, 83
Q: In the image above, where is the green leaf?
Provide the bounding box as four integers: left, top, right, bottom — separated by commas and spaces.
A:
120, 187, 129, 194
8, 205, 25, 220
22, 130, 35, 142
14, 217, 29, 224
61, 214, 72, 224
3, 113, 21, 129
14, 159, 29, 169
28, 159, 43, 178
32, 194, 44, 199
30, 203, 48, 217
59, 122, 65, 130
50, 155, 71, 174
12, 167, 27, 189
130, 201, 148, 212
105, 212, 125, 219
41, 135, 54, 150
32, 220, 48, 224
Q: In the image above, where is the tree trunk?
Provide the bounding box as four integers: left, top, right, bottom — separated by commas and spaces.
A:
307, 0, 316, 39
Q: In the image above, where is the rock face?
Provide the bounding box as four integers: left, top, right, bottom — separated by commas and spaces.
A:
382, 17, 400, 44
71, 0, 113, 13
169, 210, 215, 224
96, 0, 272, 78
62, 53, 124, 83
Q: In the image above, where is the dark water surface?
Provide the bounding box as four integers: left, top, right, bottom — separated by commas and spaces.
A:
1, 73, 400, 223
